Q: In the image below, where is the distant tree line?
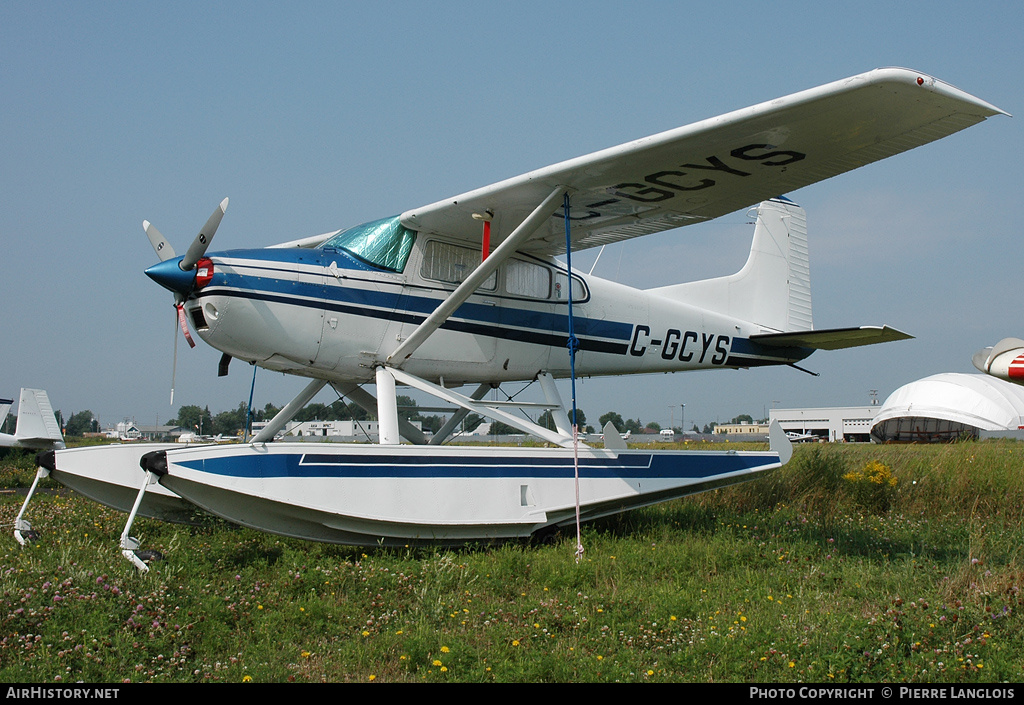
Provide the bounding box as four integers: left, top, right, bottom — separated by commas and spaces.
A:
46, 397, 760, 440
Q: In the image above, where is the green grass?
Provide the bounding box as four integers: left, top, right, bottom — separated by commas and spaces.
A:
1, 440, 1022, 682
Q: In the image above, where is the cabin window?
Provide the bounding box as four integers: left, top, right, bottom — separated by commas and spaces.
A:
421, 241, 496, 290
321, 216, 416, 273
505, 259, 551, 299
553, 271, 586, 301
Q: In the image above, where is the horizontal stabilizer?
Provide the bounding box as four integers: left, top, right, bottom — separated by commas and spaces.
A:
752, 325, 912, 351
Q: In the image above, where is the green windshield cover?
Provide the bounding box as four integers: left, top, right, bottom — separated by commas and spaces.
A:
321, 216, 416, 272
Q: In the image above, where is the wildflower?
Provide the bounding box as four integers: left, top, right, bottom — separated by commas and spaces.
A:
441, 646, 450, 653
242, 675, 252, 682
368, 675, 376, 681
512, 640, 520, 647
432, 660, 443, 667
440, 666, 448, 672
362, 630, 370, 637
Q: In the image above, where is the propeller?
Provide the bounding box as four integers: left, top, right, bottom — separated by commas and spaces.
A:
143, 198, 229, 404
145, 198, 228, 297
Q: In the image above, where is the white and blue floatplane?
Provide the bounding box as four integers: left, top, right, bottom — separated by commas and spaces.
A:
26, 68, 1006, 569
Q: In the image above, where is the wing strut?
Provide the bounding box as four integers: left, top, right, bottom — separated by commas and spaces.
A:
386, 186, 567, 367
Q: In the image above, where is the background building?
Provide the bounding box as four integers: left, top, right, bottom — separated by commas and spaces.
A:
769, 406, 880, 443
870, 373, 1024, 443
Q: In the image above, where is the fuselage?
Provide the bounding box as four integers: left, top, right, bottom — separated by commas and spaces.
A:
166, 222, 812, 386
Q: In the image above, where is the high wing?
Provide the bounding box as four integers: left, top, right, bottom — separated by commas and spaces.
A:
401, 68, 1006, 256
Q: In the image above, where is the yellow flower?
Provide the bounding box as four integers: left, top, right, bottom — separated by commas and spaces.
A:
362, 630, 370, 637
512, 640, 520, 646
368, 675, 376, 681
441, 646, 450, 653
441, 666, 448, 672
432, 659, 442, 667
242, 675, 252, 682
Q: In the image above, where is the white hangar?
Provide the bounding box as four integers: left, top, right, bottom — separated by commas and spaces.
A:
869, 373, 1024, 443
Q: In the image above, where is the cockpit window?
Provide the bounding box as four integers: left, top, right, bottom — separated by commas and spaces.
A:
321, 216, 417, 273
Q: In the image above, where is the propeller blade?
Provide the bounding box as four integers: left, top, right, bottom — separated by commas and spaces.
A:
180, 197, 229, 271
144, 220, 177, 262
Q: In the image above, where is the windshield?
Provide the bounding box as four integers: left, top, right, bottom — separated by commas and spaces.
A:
321, 216, 417, 272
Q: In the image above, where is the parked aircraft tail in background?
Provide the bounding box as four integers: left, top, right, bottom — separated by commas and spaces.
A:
0, 388, 65, 450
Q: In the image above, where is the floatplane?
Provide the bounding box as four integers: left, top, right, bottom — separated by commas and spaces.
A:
30, 68, 1005, 569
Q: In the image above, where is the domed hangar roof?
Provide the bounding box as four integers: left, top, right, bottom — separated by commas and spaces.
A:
871, 373, 1024, 443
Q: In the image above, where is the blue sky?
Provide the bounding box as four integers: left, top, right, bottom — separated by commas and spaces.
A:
2, 1, 1021, 431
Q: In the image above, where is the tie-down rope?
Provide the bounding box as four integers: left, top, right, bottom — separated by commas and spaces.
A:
563, 193, 583, 563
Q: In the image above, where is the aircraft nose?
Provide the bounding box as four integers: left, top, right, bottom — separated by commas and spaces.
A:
971, 347, 993, 373
146, 257, 196, 297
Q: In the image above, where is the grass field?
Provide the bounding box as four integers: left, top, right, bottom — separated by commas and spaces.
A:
1, 440, 1022, 683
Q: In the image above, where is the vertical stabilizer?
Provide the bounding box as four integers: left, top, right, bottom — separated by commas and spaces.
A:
648, 198, 812, 333
2, 389, 65, 449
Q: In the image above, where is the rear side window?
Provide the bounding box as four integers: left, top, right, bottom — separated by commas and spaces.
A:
505, 259, 551, 299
